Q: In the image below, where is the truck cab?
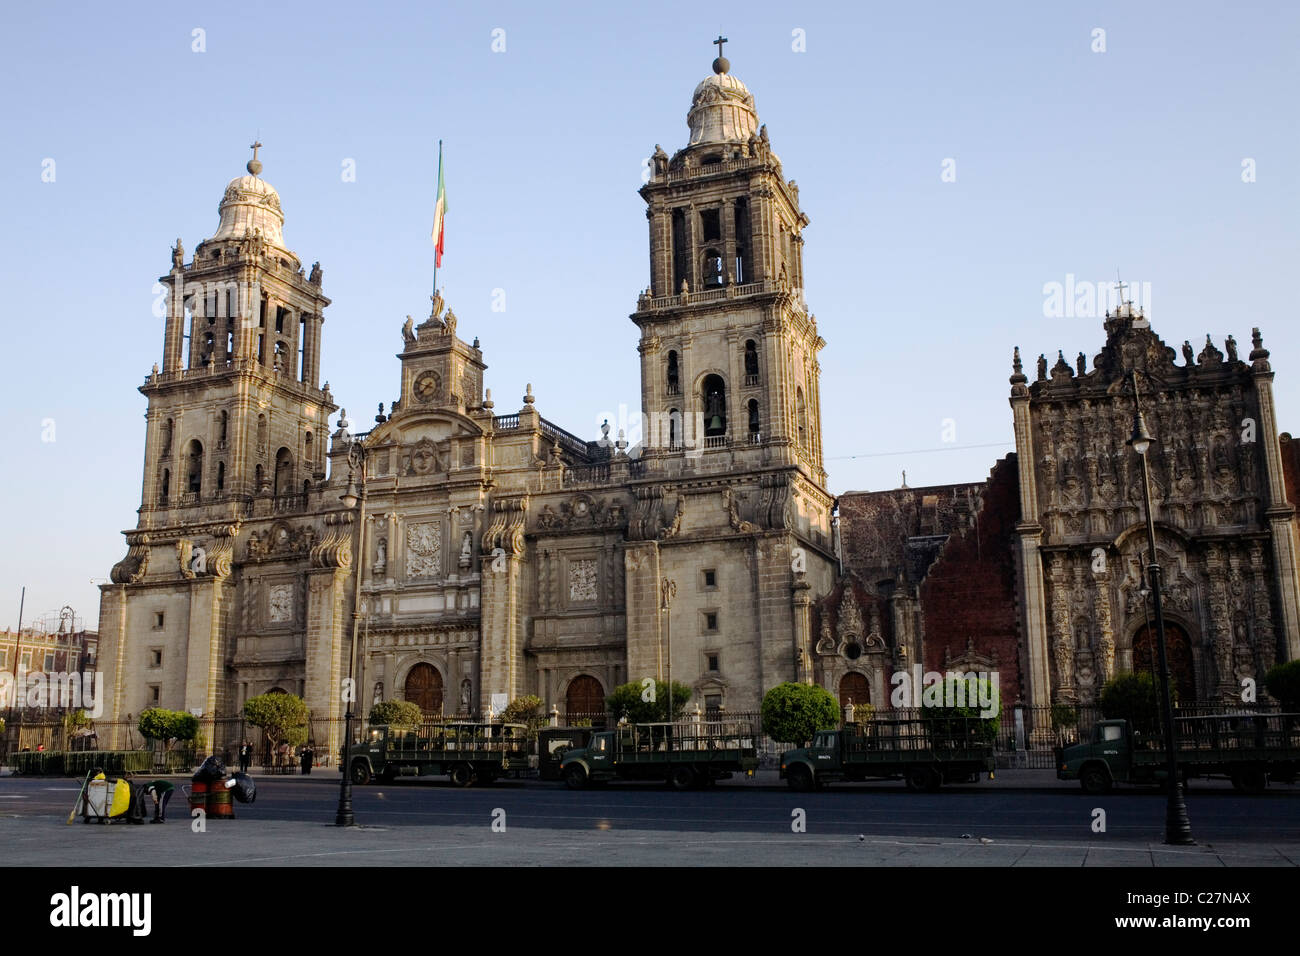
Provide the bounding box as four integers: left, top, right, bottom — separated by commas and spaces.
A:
1058, 719, 1134, 794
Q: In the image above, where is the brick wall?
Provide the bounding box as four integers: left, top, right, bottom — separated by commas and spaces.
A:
917, 455, 1023, 702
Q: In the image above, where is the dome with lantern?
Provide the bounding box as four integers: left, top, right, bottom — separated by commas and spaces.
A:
687, 53, 760, 146
206, 143, 289, 253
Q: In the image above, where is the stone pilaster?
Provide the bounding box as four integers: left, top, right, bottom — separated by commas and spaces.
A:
622, 540, 662, 685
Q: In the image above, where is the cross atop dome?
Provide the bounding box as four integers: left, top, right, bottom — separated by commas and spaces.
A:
712, 34, 730, 74
247, 140, 263, 176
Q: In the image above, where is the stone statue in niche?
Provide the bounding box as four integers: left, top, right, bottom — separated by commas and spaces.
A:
459, 531, 472, 570
374, 536, 387, 574
460, 679, 472, 714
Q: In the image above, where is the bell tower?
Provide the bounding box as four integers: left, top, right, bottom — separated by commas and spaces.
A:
633, 41, 825, 484
141, 144, 335, 522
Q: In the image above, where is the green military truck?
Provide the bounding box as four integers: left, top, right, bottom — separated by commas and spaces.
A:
343, 721, 530, 786
561, 720, 758, 790
780, 717, 996, 791
1057, 712, 1300, 794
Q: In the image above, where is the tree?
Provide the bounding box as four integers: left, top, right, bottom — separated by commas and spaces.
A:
924, 675, 1001, 743
501, 694, 546, 731
136, 707, 199, 750
368, 699, 423, 729
605, 680, 693, 723
1100, 672, 1163, 731
243, 693, 309, 752
63, 709, 92, 735
1264, 660, 1300, 710
761, 682, 839, 746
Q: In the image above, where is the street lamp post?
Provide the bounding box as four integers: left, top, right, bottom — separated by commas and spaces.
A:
661, 578, 676, 720
335, 438, 367, 827
1127, 371, 1193, 845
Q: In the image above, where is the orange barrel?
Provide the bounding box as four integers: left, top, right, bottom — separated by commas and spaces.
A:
207, 779, 235, 820
188, 781, 209, 814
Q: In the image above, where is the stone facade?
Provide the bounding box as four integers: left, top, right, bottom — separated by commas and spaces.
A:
1010, 309, 1300, 709
96, 57, 837, 750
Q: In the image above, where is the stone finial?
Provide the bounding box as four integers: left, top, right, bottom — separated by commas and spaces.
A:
523, 383, 535, 405
247, 140, 263, 177
375, 403, 386, 424
600, 419, 611, 446
1249, 327, 1271, 371
483, 388, 494, 410
680, 279, 689, 295
1012, 346, 1023, 375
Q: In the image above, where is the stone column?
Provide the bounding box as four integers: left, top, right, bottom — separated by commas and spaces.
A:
1254, 366, 1300, 658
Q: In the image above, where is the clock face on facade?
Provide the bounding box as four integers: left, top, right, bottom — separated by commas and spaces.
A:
414, 371, 439, 403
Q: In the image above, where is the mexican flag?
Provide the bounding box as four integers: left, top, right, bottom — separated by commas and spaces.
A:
431, 142, 447, 267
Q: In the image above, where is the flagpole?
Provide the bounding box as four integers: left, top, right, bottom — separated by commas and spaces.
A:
432, 139, 443, 300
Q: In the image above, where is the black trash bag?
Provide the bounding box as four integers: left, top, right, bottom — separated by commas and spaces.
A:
230, 772, 256, 804
192, 755, 227, 783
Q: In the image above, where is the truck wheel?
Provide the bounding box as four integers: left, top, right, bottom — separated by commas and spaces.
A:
1080, 766, 1110, 795
564, 765, 588, 790
788, 765, 813, 792
905, 767, 938, 792
349, 761, 371, 786
450, 764, 474, 788
670, 766, 695, 791
1232, 767, 1267, 794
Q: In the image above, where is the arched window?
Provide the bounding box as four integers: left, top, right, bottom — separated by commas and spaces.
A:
185, 440, 203, 494
255, 463, 264, 492
302, 479, 311, 496
668, 408, 681, 448
839, 672, 871, 709
304, 430, 313, 464
744, 340, 759, 383
666, 351, 680, 395
795, 387, 808, 450
566, 675, 605, 719
702, 374, 727, 437
160, 469, 169, 503
273, 448, 293, 498
160, 419, 173, 457
747, 399, 760, 441
404, 663, 443, 716
216, 461, 225, 492
218, 410, 228, 446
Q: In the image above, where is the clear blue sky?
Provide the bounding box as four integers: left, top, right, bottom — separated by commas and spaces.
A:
2, 1, 1297, 631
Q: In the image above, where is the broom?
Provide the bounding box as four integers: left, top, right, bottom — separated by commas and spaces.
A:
66, 766, 95, 825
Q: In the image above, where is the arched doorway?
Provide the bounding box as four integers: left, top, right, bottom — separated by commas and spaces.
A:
404, 663, 443, 716
839, 672, 871, 710
1132, 622, 1197, 705
566, 675, 604, 719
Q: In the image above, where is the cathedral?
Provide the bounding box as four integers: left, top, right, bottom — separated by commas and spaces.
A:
97, 49, 837, 751
97, 46, 1300, 753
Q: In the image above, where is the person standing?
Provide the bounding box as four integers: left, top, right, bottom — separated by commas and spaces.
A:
238, 740, 252, 773
300, 744, 313, 775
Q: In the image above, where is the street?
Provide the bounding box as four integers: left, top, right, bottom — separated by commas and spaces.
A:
1, 771, 1296, 866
